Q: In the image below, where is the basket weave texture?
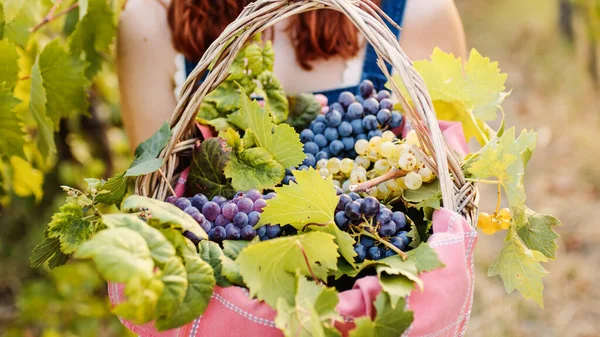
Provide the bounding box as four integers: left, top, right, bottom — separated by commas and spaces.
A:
134, 0, 479, 226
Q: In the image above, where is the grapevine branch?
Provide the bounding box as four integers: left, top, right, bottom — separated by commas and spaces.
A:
31, 2, 79, 32
350, 168, 407, 193
295, 240, 322, 285
352, 225, 408, 260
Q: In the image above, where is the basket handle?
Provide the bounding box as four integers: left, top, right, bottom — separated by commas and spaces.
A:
139, 0, 471, 213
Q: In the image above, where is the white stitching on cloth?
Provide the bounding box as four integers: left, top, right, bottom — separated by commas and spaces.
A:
189, 317, 201, 337
213, 293, 277, 328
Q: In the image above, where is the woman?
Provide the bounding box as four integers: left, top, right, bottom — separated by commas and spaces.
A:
117, 0, 466, 147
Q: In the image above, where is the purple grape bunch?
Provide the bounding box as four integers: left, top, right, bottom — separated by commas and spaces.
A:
167, 190, 284, 243
332, 187, 411, 262
298, 79, 403, 169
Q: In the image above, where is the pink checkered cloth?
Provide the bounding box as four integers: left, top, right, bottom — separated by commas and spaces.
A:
109, 121, 477, 337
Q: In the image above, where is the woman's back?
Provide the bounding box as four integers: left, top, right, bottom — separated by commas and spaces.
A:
118, 0, 466, 146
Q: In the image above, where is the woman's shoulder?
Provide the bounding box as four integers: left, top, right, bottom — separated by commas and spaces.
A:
120, 0, 172, 41
404, 0, 459, 20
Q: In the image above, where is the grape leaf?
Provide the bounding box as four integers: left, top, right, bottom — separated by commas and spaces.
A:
30, 236, 62, 268
2, 1, 34, 46
48, 250, 70, 269
156, 229, 215, 330
95, 171, 127, 205
225, 146, 285, 191
126, 122, 172, 177
112, 275, 164, 324
275, 275, 341, 337
488, 233, 547, 307
29, 53, 56, 157
0, 88, 26, 159
0, 2, 4, 38
186, 137, 235, 199
198, 239, 231, 287
406, 242, 445, 273
155, 258, 188, 321
0, 39, 19, 88
36, 39, 90, 125
257, 168, 338, 230
204, 81, 242, 113
222, 240, 250, 260
517, 207, 561, 260
75, 227, 155, 283
375, 256, 422, 290
45, 200, 94, 254
68, 0, 116, 78
122, 195, 207, 239
287, 93, 322, 130
402, 180, 441, 210
348, 293, 413, 337
377, 274, 415, 306
466, 128, 537, 228
322, 223, 357, 266
258, 71, 288, 124
237, 232, 339, 307
220, 255, 244, 286
235, 91, 305, 168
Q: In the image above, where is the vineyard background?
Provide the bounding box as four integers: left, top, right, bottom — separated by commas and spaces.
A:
0, 0, 599, 336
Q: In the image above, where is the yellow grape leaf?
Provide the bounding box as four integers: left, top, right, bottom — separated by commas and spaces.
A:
10, 156, 43, 201
488, 234, 547, 307
257, 168, 339, 230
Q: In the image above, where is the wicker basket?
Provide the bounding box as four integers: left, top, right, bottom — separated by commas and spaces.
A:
135, 0, 479, 233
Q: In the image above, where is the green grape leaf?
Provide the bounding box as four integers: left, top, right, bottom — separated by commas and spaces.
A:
29, 50, 56, 157
377, 274, 415, 305
222, 240, 250, 260
126, 122, 172, 177
287, 93, 322, 130
198, 100, 220, 121
75, 227, 155, 283
257, 168, 338, 230
374, 256, 422, 306
220, 254, 244, 286
156, 258, 188, 320
198, 240, 231, 287
186, 137, 235, 199
46, 201, 94, 254
10, 156, 44, 201
68, 0, 116, 78
30, 236, 63, 268
466, 128, 537, 229
258, 71, 289, 124
275, 275, 341, 337
95, 171, 128, 205
402, 180, 441, 210
236, 91, 305, 168
518, 207, 561, 259
205, 81, 242, 112
488, 234, 548, 307
237, 232, 339, 307
0, 2, 4, 38
322, 223, 357, 266
157, 229, 215, 330
2, 1, 34, 46
122, 195, 207, 239
0, 90, 25, 159
48, 250, 70, 269
225, 146, 285, 191
0, 39, 19, 88
349, 293, 413, 337
36, 39, 91, 125
406, 222, 422, 249
260, 40, 275, 73
112, 275, 164, 324
406, 242, 445, 273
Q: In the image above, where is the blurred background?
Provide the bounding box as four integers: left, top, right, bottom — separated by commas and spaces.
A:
1, 0, 599, 336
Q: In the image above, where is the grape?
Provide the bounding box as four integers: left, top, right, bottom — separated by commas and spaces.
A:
302, 153, 316, 167
324, 127, 338, 142
379, 142, 394, 158
319, 167, 330, 177
215, 214, 230, 227
314, 134, 328, 148
363, 98, 380, 115
384, 249, 396, 258
341, 137, 355, 151
376, 109, 391, 126
347, 102, 364, 120
330, 102, 344, 113
263, 192, 276, 200
354, 244, 367, 262
376, 90, 391, 101
191, 194, 209, 208
338, 121, 353, 137
311, 121, 326, 134
335, 211, 350, 230
256, 225, 267, 237
209, 226, 226, 242
359, 80, 375, 97
237, 197, 254, 213
354, 155, 371, 169
368, 130, 383, 138
329, 140, 344, 156
373, 159, 391, 175
241, 225, 257, 240
350, 170, 367, 184
199, 219, 212, 232
202, 201, 221, 221
282, 175, 296, 185
190, 211, 206, 225
362, 115, 378, 130
266, 224, 281, 238
233, 212, 249, 228
183, 231, 201, 246
350, 119, 364, 134
382, 130, 395, 142
175, 198, 191, 210
166, 196, 177, 204
355, 96, 364, 104
359, 196, 380, 216
359, 236, 374, 248
325, 110, 343, 127
398, 153, 418, 171
367, 246, 383, 260
376, 208, 393, 225
246, 189, 261, 202
225, 223, 241, 240
378, 221, 396, 237
221, 202, 238, 220
390, 111, 403, 128
183, 206, 199, 216
300, 129, 314, 142
354, 139, 369, 155
418, 166, 435, 183
348, 192, 361, 200
304, 141, 319, 155
340, 158, 354, 174
315, 151, 329, 161
355, 133, 367, 141
338, 91, 355, 108
392, 211, 408, 231
315, 115, 326, 123
212, 196, 227, 205
379, 98, 393, 110
316, 159, 328, 169
327, 158, 342, 174
248, 211, 261, 227
404, 171, 423, 190
404, 130, 419, 146
337, 194, 352, 211
345, 201, 361, 220
253, 198, 266, 212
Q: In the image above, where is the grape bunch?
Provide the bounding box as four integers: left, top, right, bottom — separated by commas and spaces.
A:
299, 80, 403, 168
166, 191, 287, 243
477, 208, 511, 235
333, 188, 412, 262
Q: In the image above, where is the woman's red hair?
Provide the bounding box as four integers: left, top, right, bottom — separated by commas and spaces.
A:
167, 0, 379, 70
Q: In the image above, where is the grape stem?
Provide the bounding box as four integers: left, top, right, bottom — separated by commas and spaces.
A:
352, 225, 408, 260
31, 2, 79, 32
350, 168, 407, 193
495, 183, 502, 214
465, 178, 501, 185
295, 240, 322, 285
